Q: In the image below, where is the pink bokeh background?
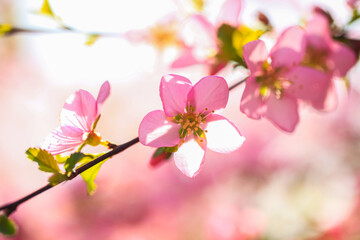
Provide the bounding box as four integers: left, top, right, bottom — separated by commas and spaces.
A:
0, 0, 360, 239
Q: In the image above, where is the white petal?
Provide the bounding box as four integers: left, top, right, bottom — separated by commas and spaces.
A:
204, 114, 245, 153
174, 136, 206, 178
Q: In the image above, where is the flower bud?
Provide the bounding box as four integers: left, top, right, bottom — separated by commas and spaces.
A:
150, 147, 172, 167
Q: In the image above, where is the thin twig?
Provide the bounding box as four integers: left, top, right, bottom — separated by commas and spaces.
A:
229, 77, 247, 91
0, 184, 53, 216
3, 26, 122, 38
0, 137, 139, 216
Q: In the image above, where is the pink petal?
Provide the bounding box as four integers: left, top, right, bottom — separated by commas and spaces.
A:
96, 81, 111, 105
60, 89, 98, 132
347, 0, 359, 8
189, 14, 217, 47
41, 126, 84, 155
240, 77, 266, 119
138, 110, 181, 147
243, 40, 268, 75
204, 114, 245, 153
313, 80, 338, 111
216, 0, 242, 28
160, 74, 193, 117
330, 41, 357, 77
264, 93, 299, 132
187, 76, 229, 113
305, 13, 332, 51
270, 26, 306, 68
174, 135, 206, 178
284, 66, 329, 108
171, 47, 201, 68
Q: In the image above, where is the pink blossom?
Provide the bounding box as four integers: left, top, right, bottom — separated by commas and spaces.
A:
302, 12, 357, 110
139, 74, 245, 178
41, 81, 111, 155
240, 26, 329, 132
347, 0, 359, 8
171, 0, 242, 74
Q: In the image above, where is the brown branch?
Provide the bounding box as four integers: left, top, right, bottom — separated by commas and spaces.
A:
0, 137, 139, 216
229, 77, 247, 91
2, 26, 121, 38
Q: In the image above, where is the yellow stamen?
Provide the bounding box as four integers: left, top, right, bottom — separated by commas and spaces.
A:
187, 128, 192, 135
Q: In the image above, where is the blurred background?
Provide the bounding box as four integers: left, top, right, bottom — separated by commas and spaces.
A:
0, 0, 360, 239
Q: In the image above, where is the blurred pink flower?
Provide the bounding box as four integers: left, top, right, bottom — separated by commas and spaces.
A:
302, 12, 357, 110
41, 81, 111, 155
139, 74, 245, 178
240, 26, 328, 132
206, 207, 265, 240
124, 14, 184, 51
347, 0, 359, 8
171, 0, 242, 74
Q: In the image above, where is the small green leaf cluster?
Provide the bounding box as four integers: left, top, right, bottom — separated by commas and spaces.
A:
26, 148, 107, 195
0, 215, 17, 237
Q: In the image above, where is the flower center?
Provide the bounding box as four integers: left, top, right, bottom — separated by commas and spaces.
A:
256, 62, 292, 99
149, 23, 181, 50
302, 45, 328, 71
174, 104, 213, 142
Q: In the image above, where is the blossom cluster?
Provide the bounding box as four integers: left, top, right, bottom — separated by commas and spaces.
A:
33, 0, 358, 180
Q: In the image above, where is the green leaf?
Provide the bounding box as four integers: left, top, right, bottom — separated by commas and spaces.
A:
64, 152, 87, 174
55, 154, 68, 164
78, 154, 107, 195
217, 24, 240, 63
80, 162, 105, 195
26, 148, 61, 173
0, 215, 17, 237
165, 145, 178, 153
48, 173, 68, 186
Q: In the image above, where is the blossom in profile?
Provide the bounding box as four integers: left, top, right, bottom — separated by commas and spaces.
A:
139, 74, 245, 178
42, 81, 111, 155
302, 12, 357, 110
171, 0, 243, 74
240, 26, 328, 132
